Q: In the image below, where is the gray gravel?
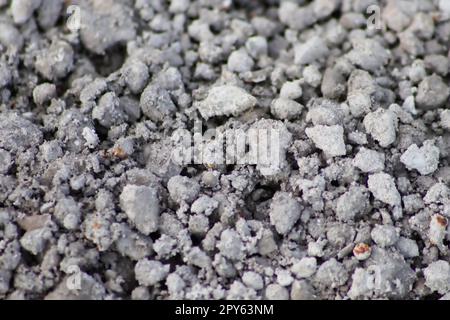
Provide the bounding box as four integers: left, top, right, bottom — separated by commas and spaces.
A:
0, 0, 449, 301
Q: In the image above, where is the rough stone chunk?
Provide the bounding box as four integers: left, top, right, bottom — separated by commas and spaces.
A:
291, 257, 317, 278
371, 225, 399, 248
217, 229, 244, 261
441, 110, 450, 131
278, 2, 316, 31
20, 227, 52, 255
368, 173, 401, 206
92, 92, 125, 128
280, 81, 303, 100
0, 22, 23, 50
140, 84, 177, 122
37, 0, 64, 29
0, 113, 43, 153
400, 140, 440, 175
294, 36, 329, 65
346, 38, 390, 72
314, 259, 349, 289
269, 192, 301, 235
424, 260, 450, 294
305, 125, 346, 157
335, 186, 369, 221
54, 197, 81, 230
242, 271, 264, 290
348, 248, 415, 299
265, 283, 289, 300
353, 148, 385, 173
79, 0, 136, 54
396, 237, 419, 258
35, 41, 74, 80
227, 49, 254, 73
167, 175, 200, 204
0, 149, 12, 174
416, 75, 450, 110
196, 86, 257, 120
123, 60, 149, 94
134, 259, 170, 286
120, 185, 160, 235
33, 83, 56, 106
321, 66, 346, 99
270, 98, 303, 120
363, 109, 398, 148
11, 0, 41, 24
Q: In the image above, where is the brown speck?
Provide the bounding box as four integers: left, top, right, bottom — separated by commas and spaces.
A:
353, 243, 370, 255
435, 214, 448, 227
111, 147, 127, 159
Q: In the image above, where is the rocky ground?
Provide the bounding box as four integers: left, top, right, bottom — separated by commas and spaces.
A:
0, 0, 450, 300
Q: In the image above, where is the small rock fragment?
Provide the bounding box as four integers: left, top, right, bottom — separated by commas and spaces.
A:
294, 36, 329, 65
416, 75, 450, 110
367, 173, 401, 206
217, 229, 244, 261
424, 261, 450, 294
120, 185, 160, 235
363, 109, 398, 148
314, 259, 349, 289
335, 186, 369, 222
227, 49, 254, 73
265, 283, 289, 300
269, 192, 301, 235
291, 257, 317, 278
134, 259, 170, 286
167, 175, 200, 204
270, 98, 303, 120
305, 125, 346, 157
353, 148, 385, 173
371, 225, 399, 248
33, 83, 56, 106
11, 0, 41, 24
196, 86, 257, 120
400, 140, 440, 175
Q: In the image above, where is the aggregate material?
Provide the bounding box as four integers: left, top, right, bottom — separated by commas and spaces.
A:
0, 0, 449, 300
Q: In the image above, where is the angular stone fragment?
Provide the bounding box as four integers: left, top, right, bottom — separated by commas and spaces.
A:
400, 140, 440, 175
346, 38, 390, 72
335, 186, 369, 221
368, 173, 401, 206
424, 261, 450, 294
167, 175, 200, 204
196, 85, 257, 120
353, 148, 385, 173
134, 259, 170, 286
0, 113, 43, 153
11, 0, 41, 24
79, 0, 136, 54
416, 75, 450, 110
269, 192, 301, 235
371, 225, 399, 248
217, 229, 244, 261
363, 109, 398, 148
270, 98, 303, 120
305, 125, 346, 157
294, 36, 329, 65
120, 185, 160, 235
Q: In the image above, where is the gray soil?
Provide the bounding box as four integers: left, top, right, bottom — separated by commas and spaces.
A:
0, 0, 450, 300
